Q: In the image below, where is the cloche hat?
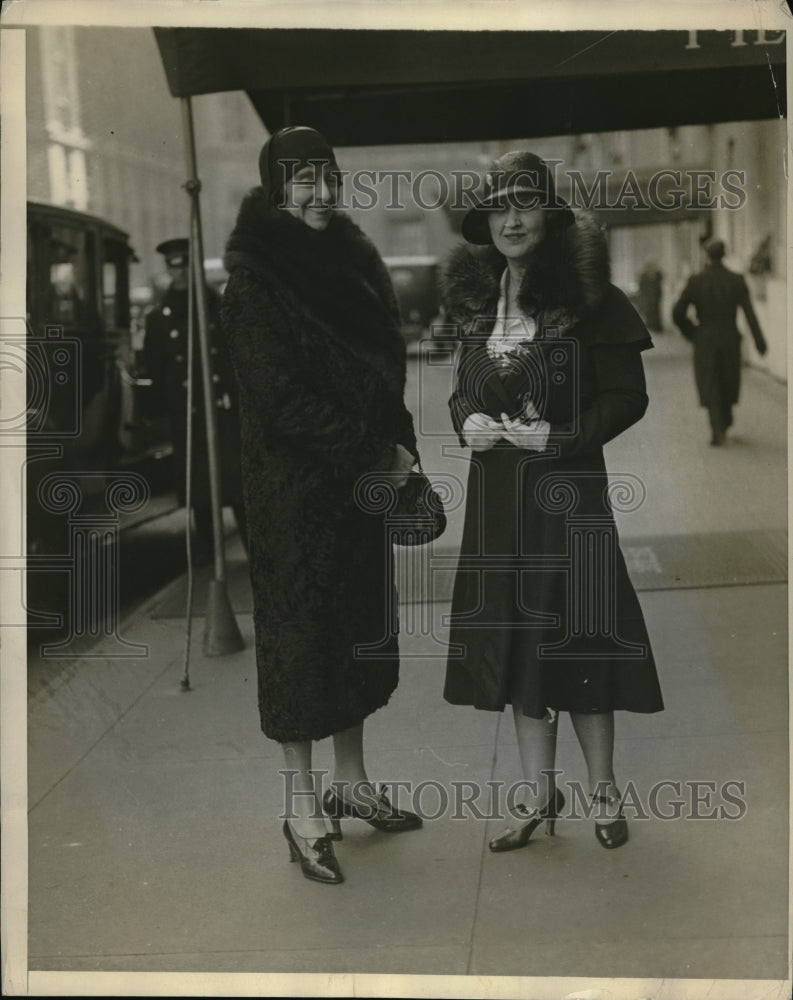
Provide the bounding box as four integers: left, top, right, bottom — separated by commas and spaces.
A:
258, 126, 340, 203
462, 150, 574, 245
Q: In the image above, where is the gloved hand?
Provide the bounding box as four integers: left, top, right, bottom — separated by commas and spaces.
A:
462, 412, 503, 451
500, 399, 550, 452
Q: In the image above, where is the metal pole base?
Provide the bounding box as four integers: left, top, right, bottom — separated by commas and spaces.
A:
203, 578, 245, 656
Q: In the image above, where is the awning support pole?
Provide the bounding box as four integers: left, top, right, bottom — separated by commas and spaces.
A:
180, 95, 244, 657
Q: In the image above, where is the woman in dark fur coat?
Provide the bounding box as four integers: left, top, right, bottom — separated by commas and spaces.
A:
222, 127, 422, 885
444, 151, 663, 853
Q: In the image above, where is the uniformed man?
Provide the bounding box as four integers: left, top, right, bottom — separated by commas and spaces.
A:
142, 238, 247, 553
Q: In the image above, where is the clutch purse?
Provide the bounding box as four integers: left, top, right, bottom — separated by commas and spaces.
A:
391, 464, 447, 546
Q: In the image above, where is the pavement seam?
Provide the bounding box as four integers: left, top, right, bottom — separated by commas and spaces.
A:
27, 652, 188, 814
464, 710, 504, 977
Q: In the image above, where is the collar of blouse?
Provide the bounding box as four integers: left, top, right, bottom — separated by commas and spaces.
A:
487, 269, 537, 360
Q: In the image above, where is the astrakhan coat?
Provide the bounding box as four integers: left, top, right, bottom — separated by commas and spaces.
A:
443, 215, 664, 719
222, 188, 417, 743
672, 260, 766, 409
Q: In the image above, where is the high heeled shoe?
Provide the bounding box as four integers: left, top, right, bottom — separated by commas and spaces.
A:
488, 787, 565, 853
593, 792, 628, 850
282, 820, 344, 884
322, 785, 422, 840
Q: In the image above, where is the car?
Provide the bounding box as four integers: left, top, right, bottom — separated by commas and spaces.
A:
24, 201, 175, 566
383, 255, 441, 346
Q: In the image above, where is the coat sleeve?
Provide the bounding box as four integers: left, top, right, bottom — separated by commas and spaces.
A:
141, 311, 168, 416
549, 342, 649, 459
221, 269, 397, 478
672, 278, 698, 340
737, 276, 767, 354
448, 337, 487, 447
357, 242, 420, 460
362, 239, 403, 328
396, 406, 419, 461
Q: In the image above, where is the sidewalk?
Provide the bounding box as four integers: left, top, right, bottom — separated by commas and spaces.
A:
25, 333, 789, 993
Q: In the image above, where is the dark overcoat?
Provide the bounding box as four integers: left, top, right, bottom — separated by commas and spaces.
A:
443, 216, 664, 719
142, 284, 243, 509
637, 265, 663, 332
672, 261, 766, 408
221, 188, 417, 743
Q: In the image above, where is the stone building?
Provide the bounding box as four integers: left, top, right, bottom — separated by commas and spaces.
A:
26, 25, 785, 377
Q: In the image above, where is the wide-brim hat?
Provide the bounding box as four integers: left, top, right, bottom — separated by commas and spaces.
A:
461, 150, 574, 245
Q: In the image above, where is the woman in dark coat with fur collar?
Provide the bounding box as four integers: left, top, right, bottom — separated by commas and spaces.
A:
222, 128, 422, 885
444, 151, 663, 853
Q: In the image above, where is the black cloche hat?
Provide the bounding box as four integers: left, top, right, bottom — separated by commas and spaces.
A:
258, 126, 340, 202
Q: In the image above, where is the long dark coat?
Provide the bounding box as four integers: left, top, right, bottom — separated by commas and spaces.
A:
672, 261, 766, 408
221, 189, 417, 743
637, 264, 663, 332
142, 284, 242, 510
443, 216, 664, 719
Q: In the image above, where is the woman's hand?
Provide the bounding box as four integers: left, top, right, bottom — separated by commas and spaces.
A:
391, 442, 416, 488
500, 406, 550, 452
462, 412, 503, 451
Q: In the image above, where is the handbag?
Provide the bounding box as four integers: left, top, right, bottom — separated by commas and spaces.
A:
390, 463, 447, 546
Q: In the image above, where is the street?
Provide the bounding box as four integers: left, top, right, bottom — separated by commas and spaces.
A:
23, 328, 788, 983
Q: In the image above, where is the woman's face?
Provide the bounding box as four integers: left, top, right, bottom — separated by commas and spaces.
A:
487, 202, 546, 259
282, 164, 338, 231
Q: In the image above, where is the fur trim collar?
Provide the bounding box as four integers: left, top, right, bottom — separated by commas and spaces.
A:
441, 211, 611, 336
223, 186, 405, 386
224, 187, 392, 295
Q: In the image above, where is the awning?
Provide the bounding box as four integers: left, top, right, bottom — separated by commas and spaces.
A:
154, 27, 786, 145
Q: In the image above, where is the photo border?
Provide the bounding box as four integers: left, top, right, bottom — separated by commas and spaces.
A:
1, 1, 790, 997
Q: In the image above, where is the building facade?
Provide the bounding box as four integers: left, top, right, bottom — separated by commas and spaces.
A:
26, 26, 261, 292
26, 26, 785, 378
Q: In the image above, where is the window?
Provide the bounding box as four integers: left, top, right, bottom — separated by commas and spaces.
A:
102, 260, 117, 327
102, 239, 129, 330
45, 225, 88, 327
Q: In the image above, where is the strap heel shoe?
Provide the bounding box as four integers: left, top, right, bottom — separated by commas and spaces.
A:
593, 793, 628, 850
488, 786, 565, 853
323, 785, 422, 838
283, 820, 344, 884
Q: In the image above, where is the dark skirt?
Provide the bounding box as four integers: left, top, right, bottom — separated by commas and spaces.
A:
444, 444, 664, 719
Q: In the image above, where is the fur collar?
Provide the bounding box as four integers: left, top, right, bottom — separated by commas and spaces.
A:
441, 211, 611, 336
223, 187, 405, 386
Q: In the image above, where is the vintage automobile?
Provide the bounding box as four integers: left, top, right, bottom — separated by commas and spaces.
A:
383, 254, 441, 346
25, 200, 174, 564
